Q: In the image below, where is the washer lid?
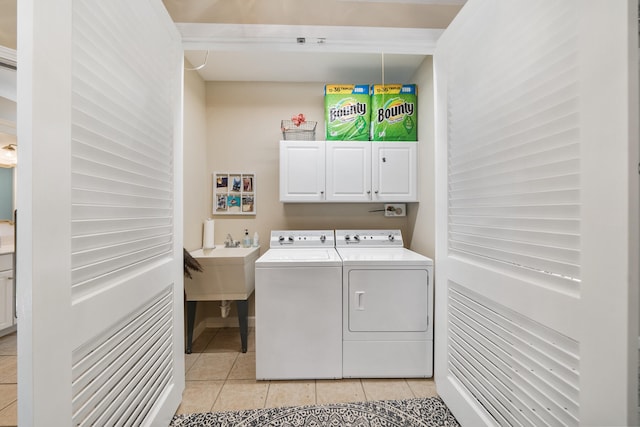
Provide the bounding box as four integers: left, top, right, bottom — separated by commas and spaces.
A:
337, 247, 433, 267
256, 248, 342, 267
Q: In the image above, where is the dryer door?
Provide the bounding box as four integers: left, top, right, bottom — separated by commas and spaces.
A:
348, 269, 428, 332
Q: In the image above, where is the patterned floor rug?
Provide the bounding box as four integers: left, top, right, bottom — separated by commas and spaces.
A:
170, 396, 459, 427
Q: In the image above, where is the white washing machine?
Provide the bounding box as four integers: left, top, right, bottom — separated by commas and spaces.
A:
255, 230, 342, 380
336, 229, 434, 378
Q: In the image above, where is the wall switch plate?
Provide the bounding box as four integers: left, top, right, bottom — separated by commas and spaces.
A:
384, 203, 406, 217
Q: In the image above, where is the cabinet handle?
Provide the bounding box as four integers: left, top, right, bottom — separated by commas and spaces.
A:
367, 191, 371, 194
374, 190, 379, 194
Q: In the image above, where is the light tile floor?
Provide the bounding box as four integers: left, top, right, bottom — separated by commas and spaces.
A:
0, 328, 438, 426
176, 327, 438, 415
0, 333, 16, 427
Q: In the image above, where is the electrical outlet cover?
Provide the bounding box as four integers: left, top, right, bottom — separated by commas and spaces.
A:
384, 203, 406, 217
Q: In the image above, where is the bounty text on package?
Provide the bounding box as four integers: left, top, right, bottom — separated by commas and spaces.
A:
371, 84, 418, 141
325, 84, 370, 141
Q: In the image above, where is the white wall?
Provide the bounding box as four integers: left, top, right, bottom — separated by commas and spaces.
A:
183, 65, 209, 251
204, 81, 413, 252
408, 56, 435, 259
183, 69, 434, 327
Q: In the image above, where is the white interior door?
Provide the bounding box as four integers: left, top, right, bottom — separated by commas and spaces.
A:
17, 0, 185, 425
434, 1, 639, 426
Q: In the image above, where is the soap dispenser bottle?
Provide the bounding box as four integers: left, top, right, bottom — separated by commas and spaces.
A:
243, 229, 251, 248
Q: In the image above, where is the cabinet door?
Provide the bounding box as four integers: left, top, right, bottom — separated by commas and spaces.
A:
279, 141, 326, 202
0, 270, 13, 331
372, 142, 417, 202
326, 141, 371, 202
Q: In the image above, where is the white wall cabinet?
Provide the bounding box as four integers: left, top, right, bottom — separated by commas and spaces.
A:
0, 254, 15, 335
371, 143, 418, 202
279, 141, 326, 202
281, 140, 417, 203
326, 141, 372, 202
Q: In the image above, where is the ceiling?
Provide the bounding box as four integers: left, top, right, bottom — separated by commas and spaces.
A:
0, 1, 464, 83
168, 0, 464, 83
184, 50, 428, 84
179, 23, 445, 83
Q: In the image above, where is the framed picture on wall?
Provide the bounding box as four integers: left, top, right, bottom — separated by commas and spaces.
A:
213, 172, 256, 215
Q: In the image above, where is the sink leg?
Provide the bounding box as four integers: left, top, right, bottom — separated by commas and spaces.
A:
237, 299, 249, 353
186, 301, 197, 354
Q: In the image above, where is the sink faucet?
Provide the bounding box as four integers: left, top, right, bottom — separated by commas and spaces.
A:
225, 233, 238, 248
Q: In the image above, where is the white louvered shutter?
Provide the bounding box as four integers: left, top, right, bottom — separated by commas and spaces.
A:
17, 0, 185, 425
434, 1, 638, 426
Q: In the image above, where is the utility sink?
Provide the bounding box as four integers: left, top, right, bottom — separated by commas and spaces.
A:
186, 246, 261, 301
184, 245, 261, 354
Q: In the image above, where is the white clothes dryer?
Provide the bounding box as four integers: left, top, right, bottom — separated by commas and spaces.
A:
255, 230, 342, 380
336, 229, 434, 378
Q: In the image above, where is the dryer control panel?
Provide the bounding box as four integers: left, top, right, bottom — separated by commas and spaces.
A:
335, 229, 404, 247
269, 230, 335, 248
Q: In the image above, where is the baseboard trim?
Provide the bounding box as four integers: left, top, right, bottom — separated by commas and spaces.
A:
0, 324, 16, 339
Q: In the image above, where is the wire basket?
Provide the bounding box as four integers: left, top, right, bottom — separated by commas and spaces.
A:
281, 120, 317, 141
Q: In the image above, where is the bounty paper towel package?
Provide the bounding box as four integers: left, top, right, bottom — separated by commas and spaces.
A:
324, 84, 370, 141
371, 84, 418, 141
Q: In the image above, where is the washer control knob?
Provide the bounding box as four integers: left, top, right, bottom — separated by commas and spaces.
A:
345, 234, 350, 241
354, 235, 360, 241
388, 234, 395, 241
279, 236, 285, 242
288, 236, 294, 242
320, 234, 326, 242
